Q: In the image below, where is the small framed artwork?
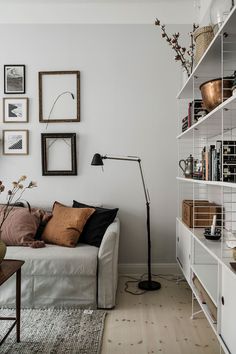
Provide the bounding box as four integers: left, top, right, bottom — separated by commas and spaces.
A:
3, 97, 29, 123
41, 133, 77, 176
39, 71, 80, 123
3, 130, 29, 155
4, 65, 26, 94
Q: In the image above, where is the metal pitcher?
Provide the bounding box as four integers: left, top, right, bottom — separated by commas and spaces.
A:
179, 154, 194, 178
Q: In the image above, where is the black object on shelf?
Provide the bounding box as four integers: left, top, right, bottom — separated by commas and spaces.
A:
230, 262, 236, 272
91, 153, 161, 291
204, 227, 222, 240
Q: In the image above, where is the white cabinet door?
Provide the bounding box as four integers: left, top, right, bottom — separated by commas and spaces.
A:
176, 219, 191, 282
220, 265, 236, 354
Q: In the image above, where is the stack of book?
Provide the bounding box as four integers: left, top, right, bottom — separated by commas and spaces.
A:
181, 100, 207, 133
201, 141, 236, 182
182, 116, 188, 132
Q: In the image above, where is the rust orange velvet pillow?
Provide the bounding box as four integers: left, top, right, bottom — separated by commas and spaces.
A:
42, 202, 95, 247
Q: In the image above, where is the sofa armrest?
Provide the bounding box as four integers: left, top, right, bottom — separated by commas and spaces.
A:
97, 218, 120, 308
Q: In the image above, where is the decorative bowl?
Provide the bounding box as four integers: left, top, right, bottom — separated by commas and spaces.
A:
200, 77, 233, 112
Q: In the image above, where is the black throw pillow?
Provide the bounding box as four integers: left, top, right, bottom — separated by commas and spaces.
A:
72, 200, 118, 247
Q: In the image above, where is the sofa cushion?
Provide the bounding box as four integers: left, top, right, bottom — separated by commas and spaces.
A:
6, 243, 99, 276
0, 207, 41, 246
73, 200, 118, 247
42, 202, 95, 247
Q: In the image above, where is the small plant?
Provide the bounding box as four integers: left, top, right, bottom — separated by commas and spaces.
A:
155, 19, 199, 76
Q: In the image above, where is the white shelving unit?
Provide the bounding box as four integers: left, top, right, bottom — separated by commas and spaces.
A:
176, 6, 236, 354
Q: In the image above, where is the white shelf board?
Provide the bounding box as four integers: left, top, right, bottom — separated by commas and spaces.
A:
191, 264, 218, 306
177, 94, 236, 140
177, 6, 236, 99
176, 176, 236, 188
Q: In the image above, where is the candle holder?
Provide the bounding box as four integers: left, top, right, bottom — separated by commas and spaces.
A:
204, 227, 222, 240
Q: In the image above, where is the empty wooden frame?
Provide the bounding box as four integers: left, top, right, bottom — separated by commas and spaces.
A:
41, 133, 77, 176
39, 71, 80, 123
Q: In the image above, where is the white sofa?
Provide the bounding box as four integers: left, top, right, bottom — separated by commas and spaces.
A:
0, 219, 120, 309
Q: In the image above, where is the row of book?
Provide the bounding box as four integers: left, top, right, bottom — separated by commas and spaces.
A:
198, 141, 236, 183
182, 100, 207, 133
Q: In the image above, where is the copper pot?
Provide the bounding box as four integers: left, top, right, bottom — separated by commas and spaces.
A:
200, 77, 233, 112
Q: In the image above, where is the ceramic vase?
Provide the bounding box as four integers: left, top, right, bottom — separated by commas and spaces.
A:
0, 239, 6, 264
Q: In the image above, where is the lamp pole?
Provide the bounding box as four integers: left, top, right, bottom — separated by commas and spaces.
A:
91, 153, 161, 291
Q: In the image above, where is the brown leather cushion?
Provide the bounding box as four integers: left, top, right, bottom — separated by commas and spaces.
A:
42, 201, 95, 247
0, 207, 41, 246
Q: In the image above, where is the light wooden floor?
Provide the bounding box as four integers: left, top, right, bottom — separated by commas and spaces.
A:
101, 276, 222, 354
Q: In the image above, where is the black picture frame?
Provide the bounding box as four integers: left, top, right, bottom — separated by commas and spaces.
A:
4, 65, 26, 94
41, 133, 77, 176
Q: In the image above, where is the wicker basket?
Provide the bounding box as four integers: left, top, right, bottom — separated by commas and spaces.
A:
194, 26, 214, 64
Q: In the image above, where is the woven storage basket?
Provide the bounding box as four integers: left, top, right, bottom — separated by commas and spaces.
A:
194, 26, 214, 64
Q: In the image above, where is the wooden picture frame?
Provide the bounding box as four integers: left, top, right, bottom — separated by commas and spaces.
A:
3, 130, 29, 155
3, 97, 29, 123
39, 71, 80, 123
4, 65, 26, 94
41, 133, 77, 176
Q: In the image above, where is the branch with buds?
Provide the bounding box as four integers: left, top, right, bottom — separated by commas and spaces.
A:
0, 176, 37, 232
155, 19, 199, 77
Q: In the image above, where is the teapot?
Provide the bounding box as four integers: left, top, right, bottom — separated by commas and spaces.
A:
179, 154, 194, 178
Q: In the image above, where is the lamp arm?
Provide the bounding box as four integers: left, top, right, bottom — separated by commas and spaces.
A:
103, 155, 150, 203
48, 91, 74, 120
138, 160, 150, 204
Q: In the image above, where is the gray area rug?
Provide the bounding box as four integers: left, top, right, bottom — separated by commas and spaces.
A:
0, 308, 106, 353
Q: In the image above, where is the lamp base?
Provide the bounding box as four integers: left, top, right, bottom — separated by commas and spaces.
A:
138, 280, 161, 291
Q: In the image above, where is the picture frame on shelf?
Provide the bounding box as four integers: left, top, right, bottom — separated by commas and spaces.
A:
41, 133, 77, 176
38, 71, 80, 123
4, 65, 26, 94
3, 97, 29, 123
3, 130, 29, 155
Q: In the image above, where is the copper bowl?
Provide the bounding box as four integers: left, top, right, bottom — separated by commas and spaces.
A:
200, 78, 233, 112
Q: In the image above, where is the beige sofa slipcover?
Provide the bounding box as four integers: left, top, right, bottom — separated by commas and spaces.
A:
0, 219, 120, 309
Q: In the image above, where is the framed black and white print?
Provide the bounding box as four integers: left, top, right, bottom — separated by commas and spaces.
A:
4, 65, 25, 94
3, 130, 29, 155
3, 97, 29, 123
41, 133, 77, 176
39, 71, 80, 123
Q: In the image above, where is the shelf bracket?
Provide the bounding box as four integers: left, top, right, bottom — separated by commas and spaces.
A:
191, 292, 203, 320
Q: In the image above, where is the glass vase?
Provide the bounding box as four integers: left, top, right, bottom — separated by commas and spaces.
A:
210, 0, 234, 34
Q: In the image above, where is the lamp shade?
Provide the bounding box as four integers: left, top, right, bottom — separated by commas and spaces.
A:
91, 153, 104, 166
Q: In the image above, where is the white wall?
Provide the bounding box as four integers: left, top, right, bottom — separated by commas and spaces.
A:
0, 0, 194, 24
0, 23, 190, 264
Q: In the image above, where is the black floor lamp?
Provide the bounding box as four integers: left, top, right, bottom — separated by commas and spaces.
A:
91, 153, 161, 291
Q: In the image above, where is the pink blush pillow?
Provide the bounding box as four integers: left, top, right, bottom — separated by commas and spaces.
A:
0, 207, 41, 246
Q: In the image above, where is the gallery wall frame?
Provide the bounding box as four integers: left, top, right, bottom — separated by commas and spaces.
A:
4, 65, 26, 94
3, 97, 29, 123
41, 133, 77, 176
39, 71, 80, 123
3, 130, 29, 155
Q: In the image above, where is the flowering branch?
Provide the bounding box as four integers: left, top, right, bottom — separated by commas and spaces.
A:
155, 19, 198, 76
0, 176, 37, 232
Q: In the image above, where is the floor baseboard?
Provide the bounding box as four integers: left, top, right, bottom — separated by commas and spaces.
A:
118, 262, 181, 276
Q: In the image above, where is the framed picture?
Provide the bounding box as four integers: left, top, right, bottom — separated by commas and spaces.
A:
4, 65, 25, 94
39, 71, 80, 123
41, 133, 77, 175
3, 130, 29, 155
3, 97, 29, 123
